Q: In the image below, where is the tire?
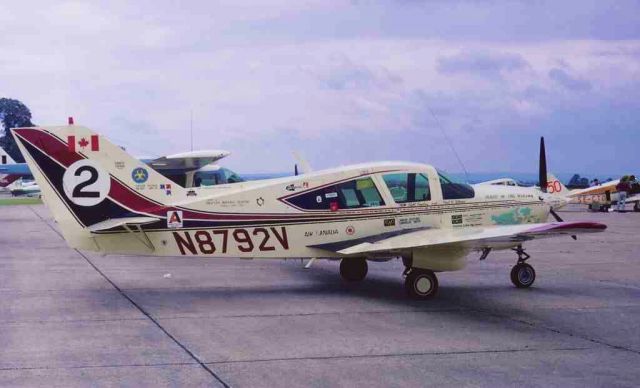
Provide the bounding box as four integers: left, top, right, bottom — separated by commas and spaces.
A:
340, 258, 368, 282
510, 263, 536, 288
405, 269, 438, 299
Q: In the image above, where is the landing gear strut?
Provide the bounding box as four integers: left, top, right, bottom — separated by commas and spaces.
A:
404, 268, 439, 299
510, 245, 536, 288
340, 258, 368, 282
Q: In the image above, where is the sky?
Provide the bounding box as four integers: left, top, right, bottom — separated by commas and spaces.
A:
1, 0, 639, 175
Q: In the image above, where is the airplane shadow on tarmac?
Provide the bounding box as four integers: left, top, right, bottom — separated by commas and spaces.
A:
121, 262, 557, 317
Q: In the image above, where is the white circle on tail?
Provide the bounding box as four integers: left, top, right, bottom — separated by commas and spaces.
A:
63, 160, 110, 206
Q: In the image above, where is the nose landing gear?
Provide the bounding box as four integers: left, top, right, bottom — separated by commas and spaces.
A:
510, 245, 536, 288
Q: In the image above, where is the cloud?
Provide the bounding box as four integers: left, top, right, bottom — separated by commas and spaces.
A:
0, 1, 639, 175
437, 51, 529, 78
548, 68, 592, 91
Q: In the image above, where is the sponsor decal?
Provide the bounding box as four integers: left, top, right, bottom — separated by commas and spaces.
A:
330, 201, 339, 212
451, 214, 463, 225
131, 167, 149, 184
383, 218, 396, 227
325, 192, 338, 198
167, 210, 183, 228
345, 225, 355, 235
256, 197, 265, 206
114, 161, 125, 170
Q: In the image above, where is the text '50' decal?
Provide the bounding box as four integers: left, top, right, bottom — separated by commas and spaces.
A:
172, 227, 289, 255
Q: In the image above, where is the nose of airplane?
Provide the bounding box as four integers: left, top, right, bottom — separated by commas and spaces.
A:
540, 192, 569, 210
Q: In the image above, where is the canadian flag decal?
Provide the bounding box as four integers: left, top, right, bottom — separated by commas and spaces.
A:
68, 135, 99, 152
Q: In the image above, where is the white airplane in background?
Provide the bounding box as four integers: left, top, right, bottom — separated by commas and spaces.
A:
12, 123, 606, 299
543, 175, 640, 212
0, 146, 21, 191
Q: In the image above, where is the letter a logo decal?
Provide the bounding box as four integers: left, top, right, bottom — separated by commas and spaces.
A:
167, 210, 183, 228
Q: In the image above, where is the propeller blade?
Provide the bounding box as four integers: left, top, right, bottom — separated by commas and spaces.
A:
294, 164, 298, 176
539, 136, 547, 193
550, 208, 577, 240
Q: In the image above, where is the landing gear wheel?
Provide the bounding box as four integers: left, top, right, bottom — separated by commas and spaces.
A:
510, 263, 536, 288
405, 269, 438, 299
340, 258, 368, 282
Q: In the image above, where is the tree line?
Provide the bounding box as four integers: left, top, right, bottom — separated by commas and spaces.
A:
0, 98, 34, 163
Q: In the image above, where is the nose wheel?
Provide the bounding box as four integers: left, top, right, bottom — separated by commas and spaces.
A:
510, 246, 536, 288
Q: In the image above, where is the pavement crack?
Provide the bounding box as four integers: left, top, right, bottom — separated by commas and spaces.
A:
207, 346, 594, 365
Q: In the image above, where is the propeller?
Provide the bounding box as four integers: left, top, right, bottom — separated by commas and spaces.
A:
294, 164, 298, 176
539, 136, 547, 193
540, 138, 576, 240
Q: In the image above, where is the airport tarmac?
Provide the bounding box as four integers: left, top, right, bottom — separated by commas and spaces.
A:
1, 204, 639, 387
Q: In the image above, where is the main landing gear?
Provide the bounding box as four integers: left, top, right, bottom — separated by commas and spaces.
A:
510, 245, 536, 288
403, 268, 439, 299
340, 258, 368, 282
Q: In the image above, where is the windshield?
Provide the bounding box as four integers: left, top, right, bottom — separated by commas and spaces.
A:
193, 167, 245, 187
438, 170, 475, 199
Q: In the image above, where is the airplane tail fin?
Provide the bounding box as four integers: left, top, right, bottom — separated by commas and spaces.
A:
546, 172, 569, 196
11, 124, 183, 250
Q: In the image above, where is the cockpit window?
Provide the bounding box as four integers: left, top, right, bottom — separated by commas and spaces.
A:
382, 173, 431, 203
438, 171, 475, 199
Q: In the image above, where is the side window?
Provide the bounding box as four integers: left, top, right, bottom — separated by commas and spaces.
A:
383, 173, 408, 202
382, 173, 431, 203
439, 172, 475, 200
414, 173, 431, 201
336, 178, 384, 208
285, 177, 384, 210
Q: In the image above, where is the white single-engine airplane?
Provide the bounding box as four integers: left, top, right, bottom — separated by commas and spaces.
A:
12, 123, 606, 299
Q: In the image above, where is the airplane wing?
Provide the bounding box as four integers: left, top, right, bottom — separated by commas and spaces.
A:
312, 221, 606, 256
146, 150, 231, 171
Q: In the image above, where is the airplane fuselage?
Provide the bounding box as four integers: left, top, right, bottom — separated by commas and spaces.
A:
90, 162, 550, 261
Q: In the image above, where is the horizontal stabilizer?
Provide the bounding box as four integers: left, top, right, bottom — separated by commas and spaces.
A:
88, 217, 160, 232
